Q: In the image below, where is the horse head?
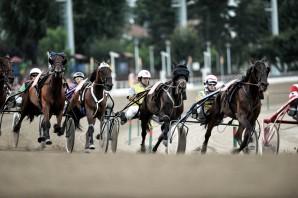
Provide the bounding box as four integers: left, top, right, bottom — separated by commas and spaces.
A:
48, 52, 67, 76
96, 62, 113, 91
0, 57, 14, 84
172, 63, 189, 96
246, 58, 270, 92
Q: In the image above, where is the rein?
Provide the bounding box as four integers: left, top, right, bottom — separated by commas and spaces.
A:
163, 82, 184, 108
239, 82, 260, 87
118, 90, 149, 113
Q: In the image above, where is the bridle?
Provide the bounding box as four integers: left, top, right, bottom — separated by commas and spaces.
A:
163, 78, 186, 108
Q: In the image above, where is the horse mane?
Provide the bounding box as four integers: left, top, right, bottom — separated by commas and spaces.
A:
89, 69, 97, 82
0, 57, 9, 68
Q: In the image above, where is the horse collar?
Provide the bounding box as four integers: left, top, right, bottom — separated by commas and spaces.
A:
90, 86, 107, 117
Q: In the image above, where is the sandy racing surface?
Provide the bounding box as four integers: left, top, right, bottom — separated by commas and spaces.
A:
0, 81, 298, 197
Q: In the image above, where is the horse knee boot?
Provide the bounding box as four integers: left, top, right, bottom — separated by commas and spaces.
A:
182, 90, 187, 100
41, 121, 51, 138
41, 121, 52, 145
54, 124, 63, 136
86, 125, 95, 149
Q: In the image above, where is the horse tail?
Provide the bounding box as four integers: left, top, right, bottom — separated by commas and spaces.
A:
67, 106, 82, 130
72, 115, 82, 130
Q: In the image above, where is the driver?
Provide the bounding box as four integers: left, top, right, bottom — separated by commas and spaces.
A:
192, 74, 218, 122
15, 68, 42, 106
119, 70, 151, 125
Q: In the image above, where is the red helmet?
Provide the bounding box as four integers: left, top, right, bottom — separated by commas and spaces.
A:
289, 84, 298, 92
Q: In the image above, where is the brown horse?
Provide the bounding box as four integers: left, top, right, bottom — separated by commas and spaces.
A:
201, 59, 270, 154
0, 57, 14, 108
13, 52, 67, 145
139, 64, 189, 152
69, 62, 113, 150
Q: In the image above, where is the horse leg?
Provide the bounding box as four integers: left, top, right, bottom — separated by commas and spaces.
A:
234, 124, 245, 146
53, 112, 64, 136
13, 111, 26, 133
152, 115, 170, 153
86, 113, 96, 150
140, 118, 148, 152
41, 116, 52, 145
201, 122, 215, 154
41, 104, 52, 145
232, 116, 253, 154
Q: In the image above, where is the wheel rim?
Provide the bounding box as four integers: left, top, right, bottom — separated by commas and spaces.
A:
65, 117, 75, 153
12, 113, 20, 147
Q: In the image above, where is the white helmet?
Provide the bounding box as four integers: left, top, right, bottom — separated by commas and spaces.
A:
137, 70, 151, 78
30, 68, 42, 75
73, 72, 85, 79
98, 62, 110, 68
204, 74, 218, 85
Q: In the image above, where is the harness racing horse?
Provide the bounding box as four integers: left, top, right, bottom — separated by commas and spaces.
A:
69, 62, 113, 150
201, 59, 270, 154
13, 52, 67, 145
0, 57, 14, 108
139, 64, 189, 152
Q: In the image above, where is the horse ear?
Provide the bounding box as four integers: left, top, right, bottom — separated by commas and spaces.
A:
94, 59, 100, 67
261, 56, 267, 63
62, 57, 67, 65
267, 66, 271, 74
249, 58, 256, 65
48, 57, 53, 65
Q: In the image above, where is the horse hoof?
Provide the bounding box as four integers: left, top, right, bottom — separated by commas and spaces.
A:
193, 146, 201, 152
45, 139, 52, 145
57, 131, 64, 136
89, 144, 95, 150
231, 148, 240, 154
162, 140, 168, 147
201, 145, 207, 154
152, 147, 157, 153
37, 137, 45, 143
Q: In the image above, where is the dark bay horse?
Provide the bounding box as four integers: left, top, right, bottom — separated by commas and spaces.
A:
69, 62, 113, 150
0, 57, 14, 108
13, 52, 67, 145
139, 64, 189, 152
201, 59, 270, 154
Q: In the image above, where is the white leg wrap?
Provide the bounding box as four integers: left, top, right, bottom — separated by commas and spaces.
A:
125, 106, 139, 120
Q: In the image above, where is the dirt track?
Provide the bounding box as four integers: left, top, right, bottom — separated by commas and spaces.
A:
0, 81, 298, 197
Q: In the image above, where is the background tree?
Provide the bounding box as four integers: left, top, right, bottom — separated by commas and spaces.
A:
170, 27, 202, 63
188, 0, 231, 53
230, 0, 269, 66
134, 0, 176, 69
37, 27, 67, 65
73, 0, 128, 55
0, 0, 60, 62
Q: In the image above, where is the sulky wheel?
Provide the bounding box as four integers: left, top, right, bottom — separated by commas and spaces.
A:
11, 113, 20, 148
99, 119, 110, 153
110, 118, 119, 153
168, 123, 187, 154
262, 123, 279, 154
65, 117, 75, 153
241, 128, 259, 154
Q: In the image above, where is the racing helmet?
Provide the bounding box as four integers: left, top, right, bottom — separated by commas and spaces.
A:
29, 68, 42, 76
204, 74, 218, 85
73, 72, 85, 79
137, 70, 151, 78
